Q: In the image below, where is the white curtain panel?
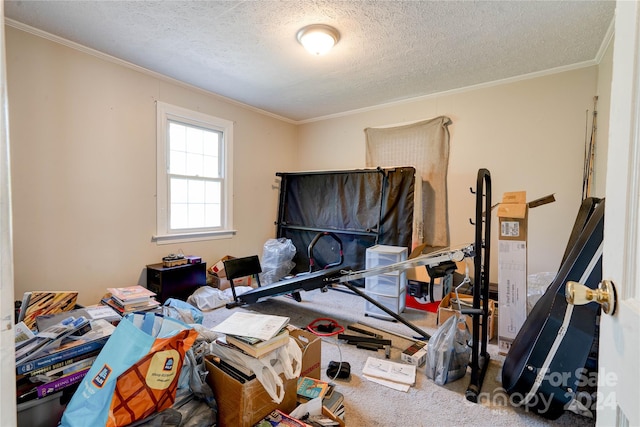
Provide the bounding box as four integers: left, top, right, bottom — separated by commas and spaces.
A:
365, 116, 452, 249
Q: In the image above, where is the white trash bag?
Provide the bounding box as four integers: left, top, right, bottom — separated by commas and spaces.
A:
425, 314, 471, 385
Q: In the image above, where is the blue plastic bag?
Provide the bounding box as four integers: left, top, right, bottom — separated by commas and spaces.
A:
60, 312, 197, 427
163, 298, 204, 324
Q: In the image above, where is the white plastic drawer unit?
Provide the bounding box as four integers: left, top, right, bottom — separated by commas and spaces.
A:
364, 245, 408, 319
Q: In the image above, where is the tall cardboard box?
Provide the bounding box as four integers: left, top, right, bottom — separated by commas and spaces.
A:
497, 191, 554, 354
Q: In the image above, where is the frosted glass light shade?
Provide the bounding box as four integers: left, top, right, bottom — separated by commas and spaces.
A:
297, 24, 340, 56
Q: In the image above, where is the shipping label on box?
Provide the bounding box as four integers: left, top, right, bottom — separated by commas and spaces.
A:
497, 240, 528, 354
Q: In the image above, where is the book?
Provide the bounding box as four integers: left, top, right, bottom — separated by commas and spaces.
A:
22, 351, 99, 381
36, 304, 121, 331
208, 356, 255, 383
17, 349, 100, 382
16, 319, 115, 375
16, 335, 108, 376
226, 328, 290, 358
19, 291, 78, 331
208, 348, 255, 378
211, 312, 290, 341
362, 356, 417, 386
15, 321, 36, 344
102, 297, 160, 315
16, 292, 32, 323
212, 337, 254, 358
255, 410, 312, 427
323, 389, 344, 414
15, 316, 90, 364
36, 367, 90, 398
109, 296, 159, 309
107, 285, 156, 304
296, 376, 330, 400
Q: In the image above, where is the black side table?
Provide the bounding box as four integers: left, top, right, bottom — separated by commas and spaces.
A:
146, 262, 206, 303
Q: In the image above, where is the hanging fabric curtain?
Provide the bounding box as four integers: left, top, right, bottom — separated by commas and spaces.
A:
364, 116, 452, 249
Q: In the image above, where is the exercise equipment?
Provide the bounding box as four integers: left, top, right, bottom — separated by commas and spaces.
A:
462, 168, 492, 403
225, 169, 494, 399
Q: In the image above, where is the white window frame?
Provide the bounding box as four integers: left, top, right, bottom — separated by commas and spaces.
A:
153, 101, 235, 244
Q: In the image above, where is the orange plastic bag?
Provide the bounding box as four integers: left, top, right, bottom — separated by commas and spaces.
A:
61, 313, 197, 427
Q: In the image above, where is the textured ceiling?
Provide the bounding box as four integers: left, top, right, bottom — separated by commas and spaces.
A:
5, 0, 615, 122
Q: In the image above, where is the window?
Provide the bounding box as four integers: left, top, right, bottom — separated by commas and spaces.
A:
154, 102, 234, 243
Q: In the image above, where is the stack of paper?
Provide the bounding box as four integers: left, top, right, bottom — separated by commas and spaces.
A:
211, 312, 290, 341
362, 356, 417, 392
209, 312, 292, 381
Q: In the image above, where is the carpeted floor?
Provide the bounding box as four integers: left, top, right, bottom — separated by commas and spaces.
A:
200, 286, 596, 427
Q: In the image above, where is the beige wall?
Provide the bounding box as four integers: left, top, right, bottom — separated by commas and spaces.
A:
593, 36, 613, 198
298, 68, 601, 284
6, 27, 298, 305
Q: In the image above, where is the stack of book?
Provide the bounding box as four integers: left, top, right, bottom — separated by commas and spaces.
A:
209, 312, 291, 382
16, 317, 115, 403
296, 378, 345, 423
322, 387, 345, 421
102, 285, 160, 315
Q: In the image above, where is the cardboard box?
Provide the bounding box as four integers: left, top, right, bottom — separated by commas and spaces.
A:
212, 276, 255, 291
401, 341, 427, 366
205, 357, 297, 427
287, 325, 322, 379
209, 255, 235, 278
405, 243, 463, 309
497, 191, 555, 354
437, 292, 497, 340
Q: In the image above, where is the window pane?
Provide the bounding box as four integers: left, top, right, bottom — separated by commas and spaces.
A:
205, 181, 221, 203
205, 203, 221, 227
203, 131, 219, 156
188, 204, 205, 228
170, 178, 188, 203
203, 155, 219, 178
171, 203, 188, 229
169, 122, 186, 152
185, 152, 203, 176
188, 179, 205, 204
186, 127, 204, 154
169, 150, 186, 175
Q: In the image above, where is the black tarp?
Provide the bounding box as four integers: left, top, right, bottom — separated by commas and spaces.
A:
275, 167, 415, 280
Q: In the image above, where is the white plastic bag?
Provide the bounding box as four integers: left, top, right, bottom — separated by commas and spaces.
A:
527, 271, 556, 314
208, 338, 301, 403
425, 314, 471, 385
260, 238, 296, 285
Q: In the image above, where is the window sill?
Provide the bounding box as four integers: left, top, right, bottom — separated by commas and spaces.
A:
152, 229, 236, 245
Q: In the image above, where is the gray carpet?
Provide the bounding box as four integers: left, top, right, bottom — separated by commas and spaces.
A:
200, 286, 596, 427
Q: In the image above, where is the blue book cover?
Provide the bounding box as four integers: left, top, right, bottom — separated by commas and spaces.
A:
16, 336, 109, 375
16, 320, 114, 375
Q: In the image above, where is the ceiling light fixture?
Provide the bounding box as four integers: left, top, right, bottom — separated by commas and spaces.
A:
296, 24, 340, 56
